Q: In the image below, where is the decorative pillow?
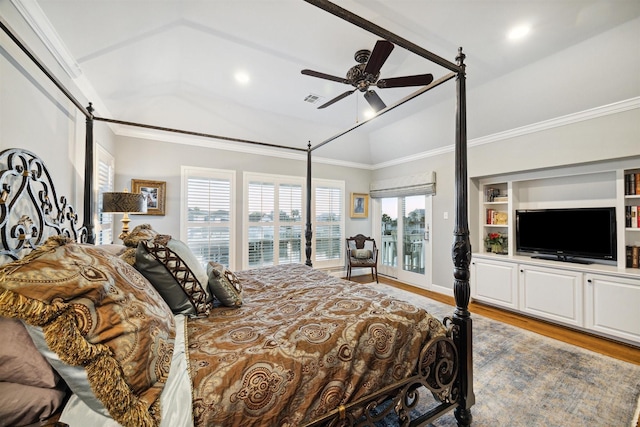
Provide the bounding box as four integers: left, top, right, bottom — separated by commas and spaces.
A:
120, 224, 158, 266
0, 381, 67, 426
123, 223, 158, 248
136, 235, 214, 316
206, 262, 243, 307
0, 316, 60, 388
96, 244, 127, 257
353, 248, 373, 259
0, 236, 175, 427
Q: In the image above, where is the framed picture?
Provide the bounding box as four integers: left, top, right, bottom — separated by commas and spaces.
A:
131, 179, 166, 216
350, 193, 369, 218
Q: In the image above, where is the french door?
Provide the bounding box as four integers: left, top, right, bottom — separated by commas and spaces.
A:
375, 195, 432, 288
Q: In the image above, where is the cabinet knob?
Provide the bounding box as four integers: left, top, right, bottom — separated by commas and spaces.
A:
587, 279, 592, 283
520, 269, 523, 273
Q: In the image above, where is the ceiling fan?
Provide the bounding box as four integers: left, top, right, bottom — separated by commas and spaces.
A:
301, 40, 434, 112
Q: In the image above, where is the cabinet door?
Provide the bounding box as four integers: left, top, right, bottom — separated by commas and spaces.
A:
471, 258, 518, 309
519, 266, 583, 327
585, 274, 640, 344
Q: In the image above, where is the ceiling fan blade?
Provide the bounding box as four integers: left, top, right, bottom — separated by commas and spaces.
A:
318, 89, 356, 109
364, 90, 386, 112
301, 69, 349, 84
377, 73, 434, 88
364, 40, 394, 76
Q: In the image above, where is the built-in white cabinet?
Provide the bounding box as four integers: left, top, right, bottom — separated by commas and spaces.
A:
585, 273, 640, 343
470, 254, 640, 345
518, 265, 583, 327
470, 258, 518, 309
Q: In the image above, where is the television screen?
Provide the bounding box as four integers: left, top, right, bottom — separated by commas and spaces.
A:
515, 207, 616, 263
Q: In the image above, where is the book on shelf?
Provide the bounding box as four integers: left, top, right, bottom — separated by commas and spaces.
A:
625, 172, 640, 195
627, 245, 640, 269
485, 209, 507, 225
631, 206, 639, 228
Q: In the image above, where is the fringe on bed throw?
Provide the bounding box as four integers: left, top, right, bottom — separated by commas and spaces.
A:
0, 236, 162, 427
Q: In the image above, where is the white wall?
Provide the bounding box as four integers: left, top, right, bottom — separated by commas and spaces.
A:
112, 134, 372, 265
1, 1, 118, 234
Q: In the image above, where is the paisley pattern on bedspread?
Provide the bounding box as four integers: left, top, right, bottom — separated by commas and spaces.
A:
186, 264, 446, 427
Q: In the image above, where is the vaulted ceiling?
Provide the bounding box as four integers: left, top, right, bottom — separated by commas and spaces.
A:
13, 0, 640, 166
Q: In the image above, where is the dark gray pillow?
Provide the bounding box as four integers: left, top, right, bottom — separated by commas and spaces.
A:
206, 262, 243, 307
135, 235, 214, 316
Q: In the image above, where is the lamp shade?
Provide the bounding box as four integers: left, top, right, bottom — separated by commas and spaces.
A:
102, 192, 147, 214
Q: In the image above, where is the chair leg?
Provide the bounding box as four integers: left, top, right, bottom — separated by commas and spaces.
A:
374, 266, 378, 283
347, 265, 351, 280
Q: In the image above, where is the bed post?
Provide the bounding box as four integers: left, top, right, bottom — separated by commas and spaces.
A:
451, 47, 474, 427
83, 103, 95, 244
305, 142, 313, 266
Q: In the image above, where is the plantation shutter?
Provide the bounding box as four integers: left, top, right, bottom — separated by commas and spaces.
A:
278, 183, 303, 264
183, 167, 234, 269
96, 147, 114, 245
314, 183, 343, 265
248, 181, 275, 267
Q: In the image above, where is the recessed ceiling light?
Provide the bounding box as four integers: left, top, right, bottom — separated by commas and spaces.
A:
234, 71, 250, 85
363, 109, 376, 119
507, 24, 531, 41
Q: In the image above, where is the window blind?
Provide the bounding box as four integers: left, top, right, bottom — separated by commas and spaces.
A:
369, 172, 436, 198
183, 167, 234, 269
314, 182, 343, 265
96, 146, 114, 245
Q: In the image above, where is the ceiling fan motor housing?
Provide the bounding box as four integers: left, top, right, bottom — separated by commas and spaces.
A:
347, 63, 379, 91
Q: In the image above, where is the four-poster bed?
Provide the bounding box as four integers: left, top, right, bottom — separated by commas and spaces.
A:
0, 0, 474, 426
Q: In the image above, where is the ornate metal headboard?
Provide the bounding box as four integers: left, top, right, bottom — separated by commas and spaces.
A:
0, 148, 86, 262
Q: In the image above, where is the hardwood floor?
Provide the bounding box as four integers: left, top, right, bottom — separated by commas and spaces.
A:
349, 274, 640, 366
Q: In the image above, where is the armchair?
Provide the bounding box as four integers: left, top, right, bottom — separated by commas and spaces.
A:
346, 234, 379, 283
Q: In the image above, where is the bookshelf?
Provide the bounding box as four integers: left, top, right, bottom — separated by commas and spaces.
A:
481, 182, 509, 254
624, 168, 640, 268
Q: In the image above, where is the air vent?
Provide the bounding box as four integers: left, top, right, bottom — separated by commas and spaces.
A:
304, 94, 322, 104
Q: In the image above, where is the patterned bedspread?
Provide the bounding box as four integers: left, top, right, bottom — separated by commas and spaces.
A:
186, 264, 446, 426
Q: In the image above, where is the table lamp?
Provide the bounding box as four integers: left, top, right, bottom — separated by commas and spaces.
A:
101, 189, 147, 240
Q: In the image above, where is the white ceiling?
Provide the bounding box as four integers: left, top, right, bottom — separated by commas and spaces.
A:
20, 0, 640, 165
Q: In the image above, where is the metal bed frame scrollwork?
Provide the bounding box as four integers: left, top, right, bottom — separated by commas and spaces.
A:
0, 148, 87, 261
0, 0, 474, 425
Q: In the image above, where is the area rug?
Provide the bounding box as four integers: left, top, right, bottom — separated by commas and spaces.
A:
370, 283, 640, 427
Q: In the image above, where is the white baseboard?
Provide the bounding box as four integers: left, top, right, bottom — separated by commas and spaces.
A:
428, 282, 454, 297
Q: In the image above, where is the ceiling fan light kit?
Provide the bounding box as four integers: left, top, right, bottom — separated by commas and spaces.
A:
301, 40, 433, 112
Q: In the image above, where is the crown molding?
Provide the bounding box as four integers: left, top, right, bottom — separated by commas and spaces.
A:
467, 97, 640, 149
372, 96, 640, 169
12, 0, 81, 78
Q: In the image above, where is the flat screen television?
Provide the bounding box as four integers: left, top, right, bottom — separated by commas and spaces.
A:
515, 207, 616, 264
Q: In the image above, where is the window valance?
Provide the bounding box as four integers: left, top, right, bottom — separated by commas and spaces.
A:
369, 172, 436, 198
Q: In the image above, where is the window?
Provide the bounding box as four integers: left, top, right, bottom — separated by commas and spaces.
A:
313, 179, 344, 268
95, 146, 114, 245
244, 173, 304, 269
181, 166, 235, 269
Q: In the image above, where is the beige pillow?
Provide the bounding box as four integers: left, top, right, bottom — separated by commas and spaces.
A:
122, 223, 158, 248
0, 236, 175, 427
353, 248, 373, 259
